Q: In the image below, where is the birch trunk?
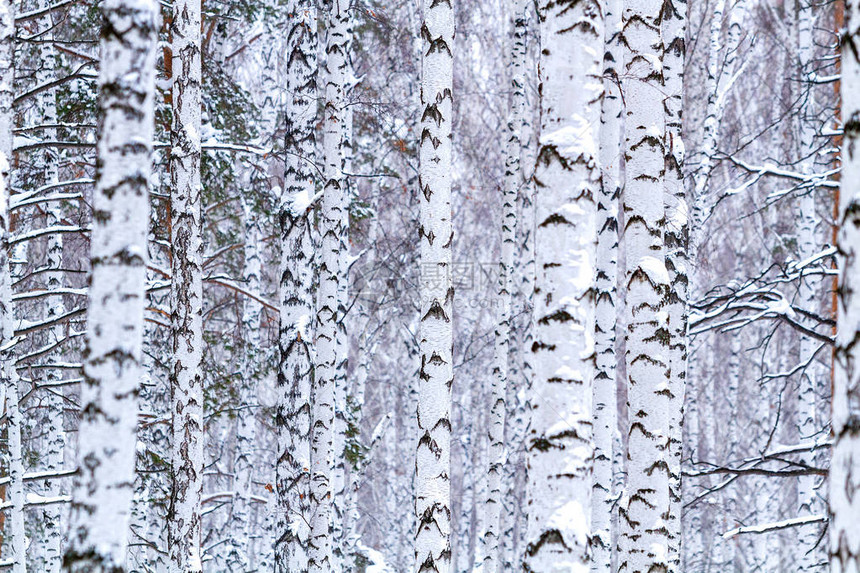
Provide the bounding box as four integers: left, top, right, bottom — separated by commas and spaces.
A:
523, 0, 601, 570
662, 0, 686, 569
228, 195, 262, 570
275, 1, 317, 570
34, 5, 66, 569
683, 357, 702, 572
690, 0, 726, 260
483, 0, 524, 569
63, 0, 156, 569
831, 1, 860, 570
415, 0, 454, 567
795, 3, 821, 569
168, 0, 204, 565
0, 1, 24, 569
592, 0, 622, 568
619, 0, 671, 569
501, 1, 532, 568
311, 1, 351, 570
332, 5, 354, 564
513, 47, 538, 568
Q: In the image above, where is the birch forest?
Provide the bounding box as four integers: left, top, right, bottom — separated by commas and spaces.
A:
1, 0, 859, 570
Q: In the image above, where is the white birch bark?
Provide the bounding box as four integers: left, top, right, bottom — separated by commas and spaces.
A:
523, 0, 601, 570
683, 357, 702, 572
832, 1, 860, 570
168, 0, 204, 565
274, 1, 317, 570
35, 5, 65, 569
592, 0, 622, 568
500, 1, 532, 568
227, 195, 262, 571
332, 6, 354, 564
63, 0, 157, 568
752, 363, 780, 573
662, 0, 686, 569
795, 3, 821, 569
483, 0, 524, 569
415, 0, 454, 569
0, 1, 24, 569
618, 0, 671, 569
472, 426, 488, 572
513, 47, 538, 568
141, 234, 171, 573
311, 1, 350, 569
690, 0, 726, 260
722, 331, 741, 570
343, 186, 384, 561
455, 396, 476, 573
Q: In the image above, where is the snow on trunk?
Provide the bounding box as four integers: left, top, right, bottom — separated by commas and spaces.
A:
168, 0, 204, 565
592, 0, 622, 569
415, 0, 454, 567
831, 0, 860, 570
0, 2, 24, 570
523, 0, 601, 570
63, 0, 157, 569
618, 0, 671, 569
274, 0, 317, 570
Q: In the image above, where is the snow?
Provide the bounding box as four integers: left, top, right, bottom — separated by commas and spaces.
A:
285, 188, 322, 215
24, 493, 72, 506
296, 313, 312, 341
666, 198, 688, 230
541, 115, 597, 158
554, 364, 583, 381
364, 546, 394, 573
547, 500, 588, 549
650, 541, 668, 562
639, 256, 670, 285
765, 297, 796, 318
642, 52, 663, 72
722, 515, 825, 539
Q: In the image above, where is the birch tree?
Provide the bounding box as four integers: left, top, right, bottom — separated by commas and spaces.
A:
0, 0, 24, 569
795, 3, 822, 569
275, 1, 317, 570
228, 194, 262, 570
169, 0, 204, 565
62, 0, 157, 569
523, 0, 601, 570
832, 1, 860, 569
483, 0, 524, 568
618, 0, 671, 570
332, 4, 354, 566
415, 0, 454, 568
499, 0, 531, 568
592, 0, 622, 568
311, 0, 351, 569
34, 4, 66, 568
662, 0, 686, 568
690, 0, 726, 258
